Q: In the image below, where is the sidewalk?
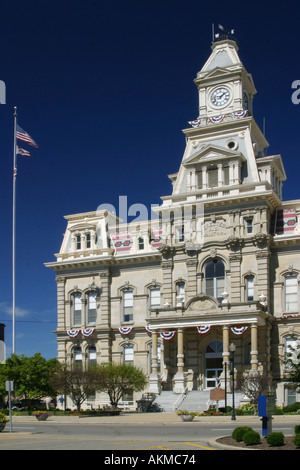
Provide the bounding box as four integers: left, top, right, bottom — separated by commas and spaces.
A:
9, 412, 300, 425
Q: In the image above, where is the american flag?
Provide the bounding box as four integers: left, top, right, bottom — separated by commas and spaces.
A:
17, 145, 31, 157
16, 124, 38, 148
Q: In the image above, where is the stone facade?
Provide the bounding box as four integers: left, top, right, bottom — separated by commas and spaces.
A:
46, 39, 300, 409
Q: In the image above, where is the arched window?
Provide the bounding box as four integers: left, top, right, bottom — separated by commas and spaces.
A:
87, 291, 97, 325
284, 274, 298, 312
245, 275, 254, 301
123, 344, 134, 366
88, 346, 97, 366
205, 259, 225, 302
176, 281, 185, 305
123, 289, 133, 322
73, 346, 82, 369
72, 292, 82, 326
149, 286, 161, 310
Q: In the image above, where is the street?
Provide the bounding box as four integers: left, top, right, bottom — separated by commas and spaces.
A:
0, 414, 297, 451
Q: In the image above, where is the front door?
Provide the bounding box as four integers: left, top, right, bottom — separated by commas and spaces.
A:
205, 340, 223, 389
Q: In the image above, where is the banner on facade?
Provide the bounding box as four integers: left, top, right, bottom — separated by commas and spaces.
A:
118, 327, 133, 335
231, 326, 248, 335
197, 325, 211, 334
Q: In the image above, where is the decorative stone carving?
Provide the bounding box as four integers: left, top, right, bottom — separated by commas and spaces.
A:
187, 296, 216, 312
204, 220, 228, 239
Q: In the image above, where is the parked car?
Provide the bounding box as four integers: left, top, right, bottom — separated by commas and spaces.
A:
11, 399, 47, 411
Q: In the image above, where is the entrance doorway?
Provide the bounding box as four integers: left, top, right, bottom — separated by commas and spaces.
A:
205, 340, 223, 388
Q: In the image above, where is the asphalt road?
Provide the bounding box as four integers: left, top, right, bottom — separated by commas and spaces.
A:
0, 419, 297, 451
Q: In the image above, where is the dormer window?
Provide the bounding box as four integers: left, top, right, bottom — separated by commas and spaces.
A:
86, 233, 91, 249
207, 165, 218, 188
76, 235, 81, 250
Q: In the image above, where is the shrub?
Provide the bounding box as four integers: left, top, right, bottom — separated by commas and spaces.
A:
243, 430, 261, 446
283, 402, 300, 413
295, 425, 300, 434
266, 432, 285, 447
293, 433, 300, 448
232, 426, 253, 442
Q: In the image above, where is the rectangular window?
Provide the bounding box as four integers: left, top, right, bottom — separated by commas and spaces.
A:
208, 167, 218, 188
245, 219, 253, 234
86, 233, 91, 249
123, 290, 133, 322
73, 293, 82, 326
223, 166, 229, 185
76, 235, 81, 250
246, 276, 254, 301
285, 275, 298, 311
87, 292, 97, 324
176, 226, 184, 242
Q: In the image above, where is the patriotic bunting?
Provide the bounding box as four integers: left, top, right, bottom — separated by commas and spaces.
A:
209, 115, 225, 124
159, 331, 176, 340
233, 110, 248, 118
118, 327, 133, 335
67, 329, 80, 338
197, 325, 211, 334
188, 119, 202, 128
82, 328, 95, 337
145, 325, 154, 333
231, 326, 248, 335
67, 328, 95, 337
110, 232, 133, 252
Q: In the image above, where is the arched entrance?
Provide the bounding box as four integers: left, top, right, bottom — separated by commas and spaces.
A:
205, 340, 223, 389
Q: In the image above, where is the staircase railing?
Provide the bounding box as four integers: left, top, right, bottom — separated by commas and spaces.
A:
172, 386, 188, 411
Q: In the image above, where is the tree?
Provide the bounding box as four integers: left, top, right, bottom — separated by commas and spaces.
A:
236, 370, 275, 405
95, 363, 148, 407
50, 363, 99, 412
0, 353, 59, 399
283, 340, 300, 391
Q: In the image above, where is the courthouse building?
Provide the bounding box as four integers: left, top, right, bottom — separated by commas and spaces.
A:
46, 37, 300, 409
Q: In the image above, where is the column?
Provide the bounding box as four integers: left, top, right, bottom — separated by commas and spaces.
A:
218, 163, 223, 187
173, 328, 185, 393
148, 331, 161, 394
219, 325, 230, 389
250, 324, 258, 370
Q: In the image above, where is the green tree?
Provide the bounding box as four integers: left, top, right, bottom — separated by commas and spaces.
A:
0, 353, 58, 399
50, 363, 99, 412
283, 341, 300, 390
95, 363, 148, 407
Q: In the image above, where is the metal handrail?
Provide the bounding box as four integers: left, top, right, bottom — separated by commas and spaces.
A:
172, 386, 188, 411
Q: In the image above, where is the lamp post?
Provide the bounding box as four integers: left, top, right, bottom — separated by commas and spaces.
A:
230, 342, 236, 420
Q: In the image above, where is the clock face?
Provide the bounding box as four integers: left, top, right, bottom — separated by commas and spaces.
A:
211, 87, 230, 107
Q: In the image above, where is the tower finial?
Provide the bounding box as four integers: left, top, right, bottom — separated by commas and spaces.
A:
213, 24, 236, 43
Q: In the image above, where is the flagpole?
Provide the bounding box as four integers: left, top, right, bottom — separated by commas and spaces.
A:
12, 106, 17, 354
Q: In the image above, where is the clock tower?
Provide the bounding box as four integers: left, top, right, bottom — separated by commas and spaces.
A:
194, 39, 256, 118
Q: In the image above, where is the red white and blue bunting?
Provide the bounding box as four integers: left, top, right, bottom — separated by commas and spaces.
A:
118, 327, 133, 335
188, 119, 202, 128
209, 115, 225, 124
197, 325, 211, 334
231, 326, 248, 335
145, 325, 154, 333
67, 328, 95, 338
159, 331, 176, 341
82, 328, 95, 337
233, 110, 248, 118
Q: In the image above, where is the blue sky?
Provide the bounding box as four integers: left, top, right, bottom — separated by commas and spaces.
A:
0, 0, 300, 359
